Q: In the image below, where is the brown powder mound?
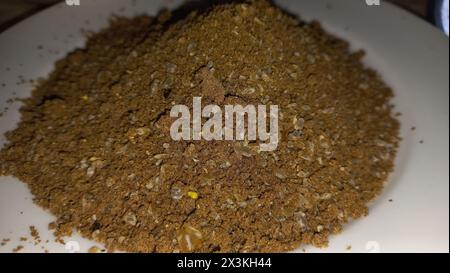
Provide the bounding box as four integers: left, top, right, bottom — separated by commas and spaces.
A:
0, 0, 399, 252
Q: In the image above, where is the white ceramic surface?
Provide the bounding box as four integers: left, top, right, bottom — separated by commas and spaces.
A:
0, 0, 448, 253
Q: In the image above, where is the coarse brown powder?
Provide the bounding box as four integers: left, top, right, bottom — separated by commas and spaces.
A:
0, 0, 399, 252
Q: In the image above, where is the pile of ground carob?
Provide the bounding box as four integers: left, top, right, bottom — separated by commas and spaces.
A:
0, 0, 400, 252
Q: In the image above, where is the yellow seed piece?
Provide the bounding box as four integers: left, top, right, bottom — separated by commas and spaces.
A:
81, 95, 89, 101
187, 191, 199, 200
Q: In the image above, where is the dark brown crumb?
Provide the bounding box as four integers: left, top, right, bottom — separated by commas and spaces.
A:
1, 238, 10, 246
12, 245, 24, 253
48, 222, 56, 230
29, 226, 39, 238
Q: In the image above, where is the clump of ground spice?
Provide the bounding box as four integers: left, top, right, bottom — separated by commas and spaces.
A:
0, 0, 399, 252
29, 226, 41, 245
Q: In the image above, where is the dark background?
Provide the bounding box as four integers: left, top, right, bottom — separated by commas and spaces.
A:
0, 0, 434, 32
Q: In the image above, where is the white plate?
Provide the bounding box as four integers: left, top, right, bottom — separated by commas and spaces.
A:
0, 0, 448, 253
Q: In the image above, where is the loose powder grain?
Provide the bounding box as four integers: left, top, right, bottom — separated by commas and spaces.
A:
0, 0, 400, 252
